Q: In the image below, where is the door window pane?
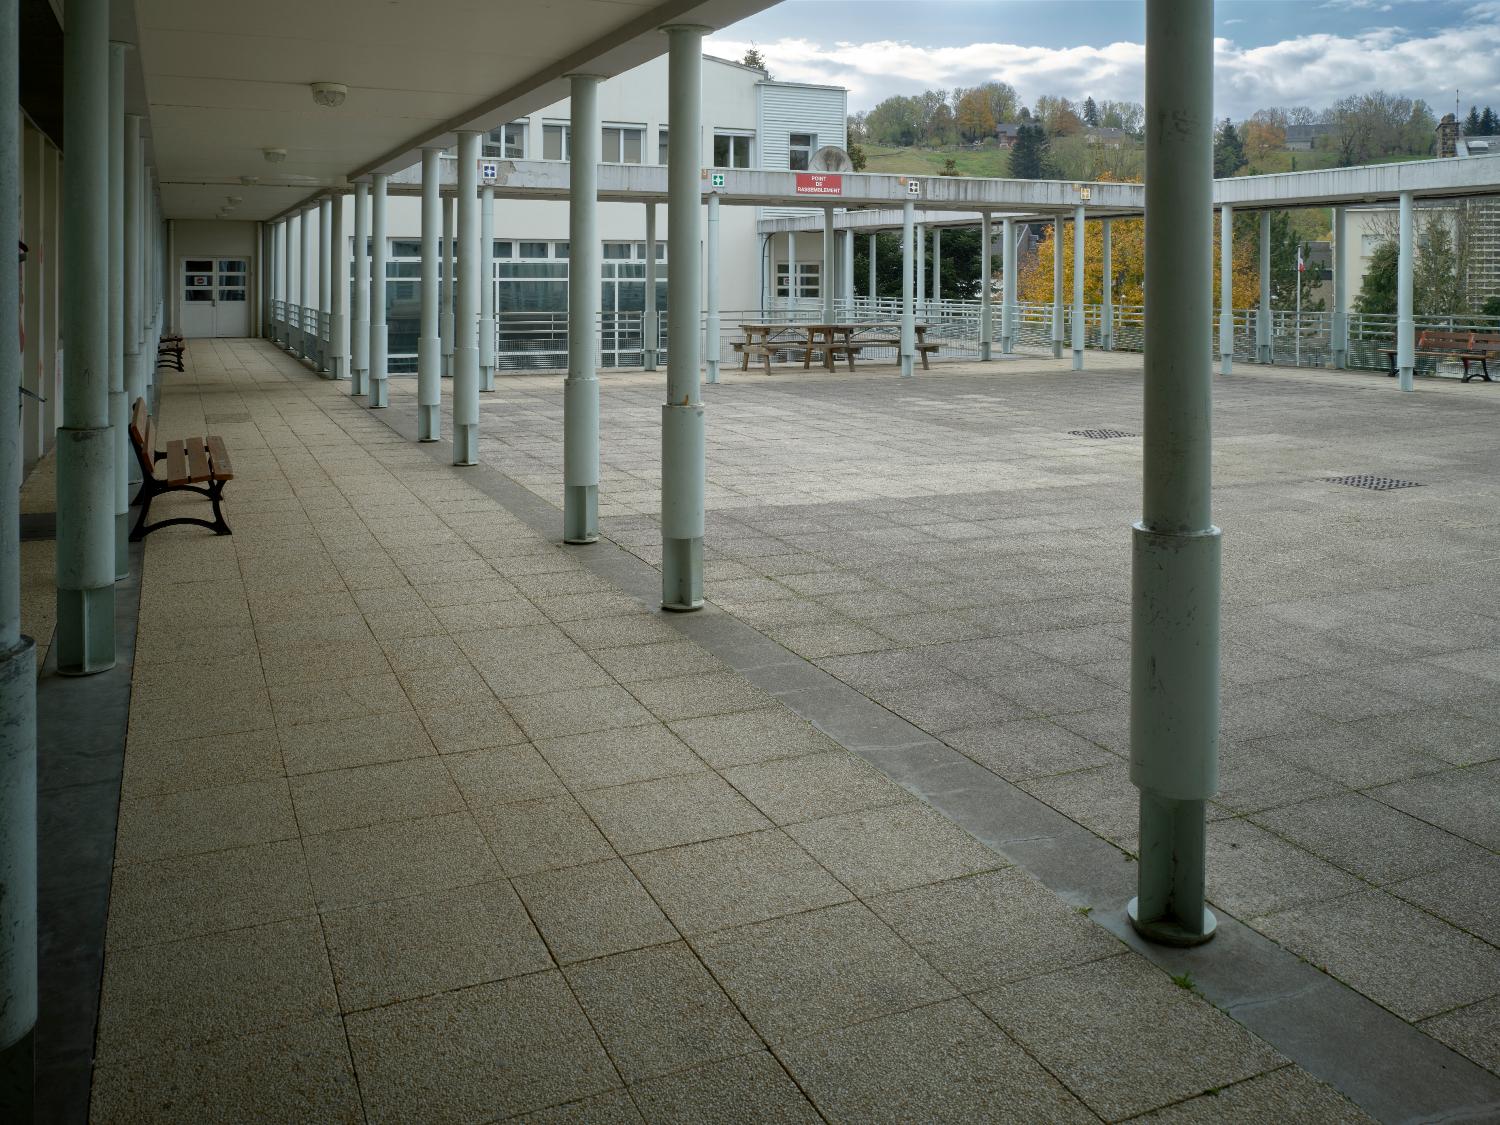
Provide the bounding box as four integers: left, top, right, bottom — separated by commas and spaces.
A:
218, 259, 247, 273
186, 259, 213, 272
220, 289, 246, 302
185, 290, 214, 302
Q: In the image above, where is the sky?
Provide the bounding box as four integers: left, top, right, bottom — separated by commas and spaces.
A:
706, 1, 1500, 120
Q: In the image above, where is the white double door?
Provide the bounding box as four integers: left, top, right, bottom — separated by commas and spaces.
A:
181, 257, 249, 338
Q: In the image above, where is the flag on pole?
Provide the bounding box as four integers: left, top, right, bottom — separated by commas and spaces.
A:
1296, 245, 1306, 273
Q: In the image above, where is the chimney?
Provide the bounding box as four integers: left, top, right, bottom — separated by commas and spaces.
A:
1437, 113, 1459, 157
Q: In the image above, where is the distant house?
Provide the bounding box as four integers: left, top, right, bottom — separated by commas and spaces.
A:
996, 123, 1022, 149
1285, 123, 1335, 151
1085, 127, 1129, 148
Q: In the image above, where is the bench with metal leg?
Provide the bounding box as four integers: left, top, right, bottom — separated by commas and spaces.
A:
127, 397, 234, 541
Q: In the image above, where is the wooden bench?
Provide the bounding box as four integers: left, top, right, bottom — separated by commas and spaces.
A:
157, 333, 185, 373
849, 335, 942, 370
1385, 329, 1498, 382
127, 397, 234, 541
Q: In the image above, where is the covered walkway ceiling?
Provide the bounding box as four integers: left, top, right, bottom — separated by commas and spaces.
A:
132, 0, 777, 221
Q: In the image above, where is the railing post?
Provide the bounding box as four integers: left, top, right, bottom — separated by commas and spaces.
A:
564, 74, 601, 542
1219, 205, 1233, 375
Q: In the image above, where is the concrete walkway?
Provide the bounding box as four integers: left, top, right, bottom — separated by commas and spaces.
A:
78, 337, 1471, 1122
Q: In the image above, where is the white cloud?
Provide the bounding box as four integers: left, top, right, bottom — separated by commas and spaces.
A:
708, 11, 1500, 119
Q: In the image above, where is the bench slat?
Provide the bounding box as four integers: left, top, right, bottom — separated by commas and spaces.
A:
163, 439, 190, 486
206, 435, 234, 480
186, 438, 212, 484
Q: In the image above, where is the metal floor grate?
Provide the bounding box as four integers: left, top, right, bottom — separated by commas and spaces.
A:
1068, 428, 1137, 439
1323, 475, 1422, 491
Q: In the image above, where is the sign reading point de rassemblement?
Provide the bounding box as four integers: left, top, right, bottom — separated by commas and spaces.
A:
795, 173, 843, 196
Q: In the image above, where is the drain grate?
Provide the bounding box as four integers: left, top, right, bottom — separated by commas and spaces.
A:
1068, 428, 1137, 439
1323, 474, 1422, 491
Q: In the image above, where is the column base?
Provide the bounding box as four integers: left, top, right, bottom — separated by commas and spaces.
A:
563, 484, 599, 545
1000, 337, 1013, 356
662, 535, 703, 612
350, 370, 368, 397
417, 405, 440, 442
705, 360, 719, 385
900, 355, 913, 378
1052, 340, 1062, 359
369, 377, 389, 409
114, 511, 130, 580
1256, 346, 1272, 364
1128, 897, 1217, 948
0, 633, 38, 1125
1333, 350, 1347, 371
331, 356, 348, 381
55, 585, 116, 676
1129, 792, 1216, 947
643, 349, 658, 372
1399, 367, 1414, 392
480, 367, 495, 393
453, 424, 477, 466
0, 1026, 34, 1123
1101, 335, 1113, 353
1071, 349, 1083, 371
979, 341, 991, 362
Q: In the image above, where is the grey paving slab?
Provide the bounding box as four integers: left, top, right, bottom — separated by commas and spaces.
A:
779, 998, 1096, 1124
278, 710, 436, 775
628, 1050, 820, 1124
114, 778, 298, 864
668, 705, 845, 769
627, 829, 853, 935
975, 954, 1285, 1120
344, 971, 619, 1125
722, 750, 914, 825
474, 793, 617, 876
417, 699, 529, 753
1421, 997, 1500, 1076
537, 723, 708, 790
515, 858, 678, 964
1131, 1065, 1376, 1123
1366, 762, 1500, 850
515, 1089, 644, 1124
507, 683, 657, 740
119, 728, 284, 798
563, 942, 760, 1083
1205, 817, 1368, 919
321, 880, 552, 1011
942, 717, 1120, 783
692, 901, 956, 1043
579, 771, 773, 855
289, 756, 467, 835
626, 671, 777, 723
1388, 856, 1500, 946
302, 811, 502, 911
445, 742, 567, 806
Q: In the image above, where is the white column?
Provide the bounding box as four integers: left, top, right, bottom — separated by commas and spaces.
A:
441, 194, 454, 378
1332, 205, 1348, 369
706, 192, 721, 384
643, 203, 659, 370
123, 114, 143, 449
368, 173, 389, 406
1397, 190, 1414, 391
350, 181, 369, 394
453, 131, 481, 463
479, 184, 495, 391
787, 231, 797, 313
1051, 215, 1064, 358
916, 222, 926, 318
329, 192, 347, 380
979, 213, 993, 361
900, 199, 915, 378
300, 204, 314, 360
318, 195, 332, 372
1001, 217, 1016, 354
285, 214, 298, 354
1101, 218, 1114, 351
842, 227, 854, 305
932, 226, 942, 306
107, 42, 128, 579
821, 205, 836, 323
1257, 211, 1272, 363
660, 24, 708, 612
564, 75, 601, 541
868, 232, 877, 303
417, 147, 442, 440
1071, 207, 1086, 370
1219, 206, 1233, 375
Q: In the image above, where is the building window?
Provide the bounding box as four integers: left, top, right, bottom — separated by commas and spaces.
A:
713, 132, 753, 168
658, 128, 670, 165
603, 125, 644, 164
776, 262, 820, 298
543, 123, 570, 161
519, 241, 549, 259
789, 132, 816, 171
603, 242, 634, 260
1360, 232, 1385, 256
483, 121, 527, 159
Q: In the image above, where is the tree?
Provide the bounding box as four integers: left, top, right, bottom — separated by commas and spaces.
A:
847, 142, 867, 171
940, 157, 959, 176
1355, 240, 1398, 315
1082, 96, 1100, 128
1098, 100, 1144, 135
981, 81, 1020, 126
1009, 124, 1051, 179
1214, 119, 1246, 177
1330, 91, 1433, 164
1412, 214, 1463, 315
955, 87, 997, 142
1464, 105, 1482, 135
741, 47, 766, 70
853, 226, 988, 301
1482, 295, 1500, 318
1233, 209, 1321, 309
1244, 108, 1288, 161
1482, 107, 1499, 135
1034, 95, 1083, 137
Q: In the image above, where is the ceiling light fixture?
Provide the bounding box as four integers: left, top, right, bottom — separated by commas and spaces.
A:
263, 147, 287, 164
310, 82, 348, 108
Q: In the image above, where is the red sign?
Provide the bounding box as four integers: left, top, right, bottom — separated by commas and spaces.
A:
795, 173, 843, 196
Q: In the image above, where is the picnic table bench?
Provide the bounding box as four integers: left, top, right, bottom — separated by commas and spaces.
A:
734, 322, 940, 373
1385, 329, 1498, 382
127, 397, 234, 541
157, 333, 185, 373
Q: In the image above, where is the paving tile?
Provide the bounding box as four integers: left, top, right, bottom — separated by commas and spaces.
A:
1019, 761, 1140, 850
1251, 792, 1490, 885
120, 727, 284, 798
1266, 724, 1448, 790
692, 901, 955, 1043
278, 710, 435, 774
436, 596, 547, 632
114, 778, 297, 864
479, 649, 616, 700
105, 838, 315, 950
536, 723, 707, 790
975, 955, 1284, 1120
418, 699, 528, 753
344, 971, 618, 1125
95, 917, 339, 1062
787, 802, 1005, 897
322, 880, 552, 1011
558, 613, 683, 650
507, 684, 656, 740
290, 757, 466, 834
780, 998, 1095, 1124
592, 640, 728, 684
379, 632, 469, 673
669, 705, 844, 769
628, 830, 852, 935
269, 671, 413, 728
90, 1016, 362, 1125
630, 1051, 817, 1123
867, 869, 1121, 992
514, 1089, 644, 1124
626, 672, 776, 723
514, 859, 678, 964
445, 743, 566, 807
1131, 1065, 1376, 1123
395, 662, 498, 708
1206, 818, 1368, 919
1254, 888, 1500, 1021
579, 772, 772, 855
942, 718, 1118, 782
1420, 996, 1500, 1074
722, 751, 913, 825
302, 811, 502, 911
474, 794, 617, 877
563, 942, 759, 1082
1388, 856, 1500, 946
1366, 762, 1500, 850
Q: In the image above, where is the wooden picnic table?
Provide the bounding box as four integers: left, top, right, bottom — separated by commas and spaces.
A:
734, 322, 935, 373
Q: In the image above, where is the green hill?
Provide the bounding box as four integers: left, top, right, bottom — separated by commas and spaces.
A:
860, 144, 1012, 178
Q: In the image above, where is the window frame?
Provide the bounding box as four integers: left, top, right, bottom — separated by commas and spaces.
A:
543, 122, 570, 161
713, 131, 754, 169
789, 132, 816, 171
602, 124, 646, 165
